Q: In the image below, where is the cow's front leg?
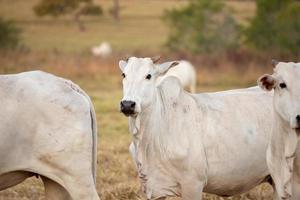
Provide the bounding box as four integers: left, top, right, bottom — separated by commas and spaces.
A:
181, 180, 205, 200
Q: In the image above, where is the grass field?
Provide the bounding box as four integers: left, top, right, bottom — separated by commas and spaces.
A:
0, 0, 277, 199
0, 0, 255, 53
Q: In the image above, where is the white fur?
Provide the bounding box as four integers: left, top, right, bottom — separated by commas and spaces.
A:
0, 71, 99, 200
258, 62, 300, 200
157, 60, 197, 93
120, 57, 273, 200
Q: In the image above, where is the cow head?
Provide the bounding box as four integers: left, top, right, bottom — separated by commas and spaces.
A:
119, 57, 179, 116
258, 61, 300, 129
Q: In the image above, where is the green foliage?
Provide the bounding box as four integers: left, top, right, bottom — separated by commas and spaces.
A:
80, 4, 103, 16
245, 0, 300, 55
163, 0, 240, 53
0, 17, 21, 49
34, 0, 102, 31
276, 2, 300, 55
34, 0, 102, 17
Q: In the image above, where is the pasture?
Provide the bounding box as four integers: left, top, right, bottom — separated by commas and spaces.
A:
0, 53, 274, 199
0, 0, 276, 199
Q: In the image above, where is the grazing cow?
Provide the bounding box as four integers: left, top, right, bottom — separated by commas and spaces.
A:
0, 71, 99, 200
119, 57, 273, 200
91, 42, 112, 58
258, 61, 300, 200
157, 59, 197, 93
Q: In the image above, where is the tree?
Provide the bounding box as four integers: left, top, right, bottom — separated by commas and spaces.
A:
276, 2, 300, 55
34, 0, 103, 31
163, 0, 240, 53
0, 17, 21, 49
245, 0, 300, 56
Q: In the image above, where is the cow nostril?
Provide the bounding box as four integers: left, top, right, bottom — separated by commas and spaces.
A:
297, 115, 300, 121
131, 102, 136, 108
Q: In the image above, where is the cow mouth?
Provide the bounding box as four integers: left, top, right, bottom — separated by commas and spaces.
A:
121, 110, 137, 117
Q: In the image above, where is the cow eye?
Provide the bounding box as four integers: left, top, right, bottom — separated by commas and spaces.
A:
279, 83, 287, 89
145, 74, 152, 80
122, 73, 126, 78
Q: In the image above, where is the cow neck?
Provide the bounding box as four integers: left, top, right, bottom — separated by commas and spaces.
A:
129, 86, 162, 141
129, 87, 179, 194
272, 112, 299, 198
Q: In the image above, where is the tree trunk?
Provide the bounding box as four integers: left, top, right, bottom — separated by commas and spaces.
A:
112, 0, 120, 21
74, 12, 85, 32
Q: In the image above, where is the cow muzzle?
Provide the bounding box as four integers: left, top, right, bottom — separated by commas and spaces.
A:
120, 100, 137, 116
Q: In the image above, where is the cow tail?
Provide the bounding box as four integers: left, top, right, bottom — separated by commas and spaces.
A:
88, 95, 97, 184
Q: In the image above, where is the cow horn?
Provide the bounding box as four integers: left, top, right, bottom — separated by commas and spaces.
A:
124, 55, 131, 62
271, 59, 279, 67
151, 56, 161, 64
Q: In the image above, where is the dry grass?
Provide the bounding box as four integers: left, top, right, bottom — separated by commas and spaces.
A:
0, 52, 274, 199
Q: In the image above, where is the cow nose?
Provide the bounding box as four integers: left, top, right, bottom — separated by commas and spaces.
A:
120, 100, 136, 116
296, 115, 300, 125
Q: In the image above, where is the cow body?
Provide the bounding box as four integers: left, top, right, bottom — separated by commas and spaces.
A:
0, 71, 99, 200
157, 60, 196, 93
258, 62, 300, 200
119, 56, 273, 200
129, 79, 272, 199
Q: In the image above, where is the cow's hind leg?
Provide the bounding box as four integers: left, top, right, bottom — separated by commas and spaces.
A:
41, 176, 71, 200
62, 177, 99, 200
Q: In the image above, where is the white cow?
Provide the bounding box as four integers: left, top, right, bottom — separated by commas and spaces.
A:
258, 61, 300, 200
0, 71, 99, 200
157, 60, 197, 93
119, 57, 273, 200
91, 42, 112, 58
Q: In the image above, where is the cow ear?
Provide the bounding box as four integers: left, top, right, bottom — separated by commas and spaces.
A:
257, 74, 276, 91
156, 61, 179, 75
119, 60, 127, 72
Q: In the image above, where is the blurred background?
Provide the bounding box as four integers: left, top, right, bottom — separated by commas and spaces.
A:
0, 0, 299, 199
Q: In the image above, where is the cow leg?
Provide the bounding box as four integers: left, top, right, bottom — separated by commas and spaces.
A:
292, 164, 300, 200
181, 180, 204, 200
270, 182, 280, 200
59, 176, 99, 200
41, 176, 71, 200
0, 171, 33, 190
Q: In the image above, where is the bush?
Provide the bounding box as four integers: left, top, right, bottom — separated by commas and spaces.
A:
163, 0, 240, 53
245, 0, 300, 56
0, 17, 21, 49
276, 2, 300, 55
